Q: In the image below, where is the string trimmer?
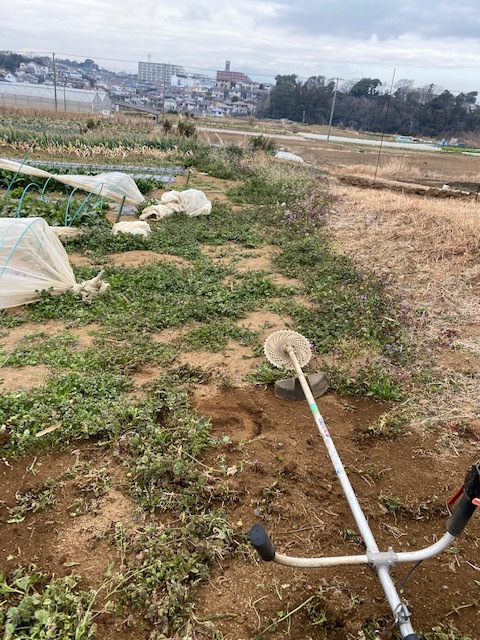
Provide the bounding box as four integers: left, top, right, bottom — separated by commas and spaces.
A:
250, 330, 479, 640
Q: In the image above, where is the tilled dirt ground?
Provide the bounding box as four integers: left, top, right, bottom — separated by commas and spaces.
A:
1, 385, 478, 639
193, 387, 480, 640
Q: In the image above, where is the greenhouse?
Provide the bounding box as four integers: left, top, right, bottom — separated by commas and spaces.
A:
0, 82, 112, 113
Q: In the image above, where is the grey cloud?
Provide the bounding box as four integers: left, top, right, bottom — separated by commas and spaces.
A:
265, 0, 480, 40
181, 4, 212, 21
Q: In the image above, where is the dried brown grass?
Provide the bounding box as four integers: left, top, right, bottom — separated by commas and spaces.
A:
334, 186, 480, 369
332, 183, 480, 265
341, 157, 423, 181
330, 184, 480, 332
329, 181, 480, 436
334, 154, 480, 185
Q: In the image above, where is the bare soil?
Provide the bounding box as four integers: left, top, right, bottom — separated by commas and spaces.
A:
1, 387, 478, 639
2, 135, 480, 639
193, 388, 479, 640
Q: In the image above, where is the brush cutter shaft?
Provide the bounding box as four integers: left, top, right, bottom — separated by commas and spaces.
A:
377, 566, 417, 638
285, 343, 418, 639
286, 344, 379, 552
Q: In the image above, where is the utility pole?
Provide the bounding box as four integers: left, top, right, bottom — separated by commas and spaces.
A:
52, 52, 58, 110
326, 77, 339, 143
162, 63, 166, 124
374, 67, 396, 183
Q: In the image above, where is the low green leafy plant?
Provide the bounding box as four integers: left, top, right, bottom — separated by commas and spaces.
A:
7, 479, 57, 524
0, 194, 108, 229
378, 493, 402, 515
228, 163, 311, 207
323, 362, 404, 402
365, 409, 410, 438
247, 362, 290, 384
0, 371, 131, 455
182, 321, 257, 352
0, 567, 95, 640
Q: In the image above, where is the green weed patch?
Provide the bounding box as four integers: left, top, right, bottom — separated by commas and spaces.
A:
0, 568, 95, 640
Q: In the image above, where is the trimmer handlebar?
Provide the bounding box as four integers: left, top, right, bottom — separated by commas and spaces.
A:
251, 336, 479, 640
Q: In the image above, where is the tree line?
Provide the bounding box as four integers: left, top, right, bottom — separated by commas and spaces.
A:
0, 51, 99, 74
0, 52, 47, 72
258, 75, 480, 140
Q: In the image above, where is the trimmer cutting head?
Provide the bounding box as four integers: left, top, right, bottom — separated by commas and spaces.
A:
264, 330, 312, 369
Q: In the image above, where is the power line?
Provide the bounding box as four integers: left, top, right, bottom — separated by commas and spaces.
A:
6, 49, 271, 79
3, 49, 479, 94
0, 49, 387, 85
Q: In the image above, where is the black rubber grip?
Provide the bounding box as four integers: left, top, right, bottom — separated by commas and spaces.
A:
250, 524, 276, 561
464, 464, 480, 501
403, 634, 420, 640
447, 493, 477, 537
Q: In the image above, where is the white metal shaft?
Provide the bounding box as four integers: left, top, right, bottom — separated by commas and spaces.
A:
273, 552, 369, 567
285, 343, 419, 639
377, 566, 416, 638
286, 344, 379, 553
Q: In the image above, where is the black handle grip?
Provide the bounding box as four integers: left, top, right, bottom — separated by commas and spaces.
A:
250, 524, 276, 561
403, 635, 420, 640
447, 493, 477, 537
464, 464, 480, 502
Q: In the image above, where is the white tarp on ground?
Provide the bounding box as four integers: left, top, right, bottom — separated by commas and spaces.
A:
112, 221, 151, 237
0, 217, 109, 309
275, 151, 304, 163
139, 189, 212, 221
0, 158, 145, 206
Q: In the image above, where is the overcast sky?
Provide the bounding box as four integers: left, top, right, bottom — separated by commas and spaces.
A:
4, 0, 480, 93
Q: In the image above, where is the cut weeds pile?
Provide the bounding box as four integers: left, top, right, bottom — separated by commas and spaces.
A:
0, 128, 479, 640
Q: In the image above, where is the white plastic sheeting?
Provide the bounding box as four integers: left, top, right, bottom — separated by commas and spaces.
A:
275, 151, 304, 163
112, 221, 151, 237
0, 217, 109, 309
139, 189, 212, 221
0, 158, 145, 206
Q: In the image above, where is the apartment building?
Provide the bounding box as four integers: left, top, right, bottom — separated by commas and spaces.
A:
138, 61, 185, 84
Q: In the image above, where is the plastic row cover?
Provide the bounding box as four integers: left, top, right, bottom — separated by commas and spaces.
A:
0, 158, 145, 206
275, 151, 304, 163
139, 189, 212, 221
0, 217, 108, 309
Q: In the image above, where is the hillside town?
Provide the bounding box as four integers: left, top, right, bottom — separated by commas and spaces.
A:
0, 53, 271, 117
1, 51, 479, 141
